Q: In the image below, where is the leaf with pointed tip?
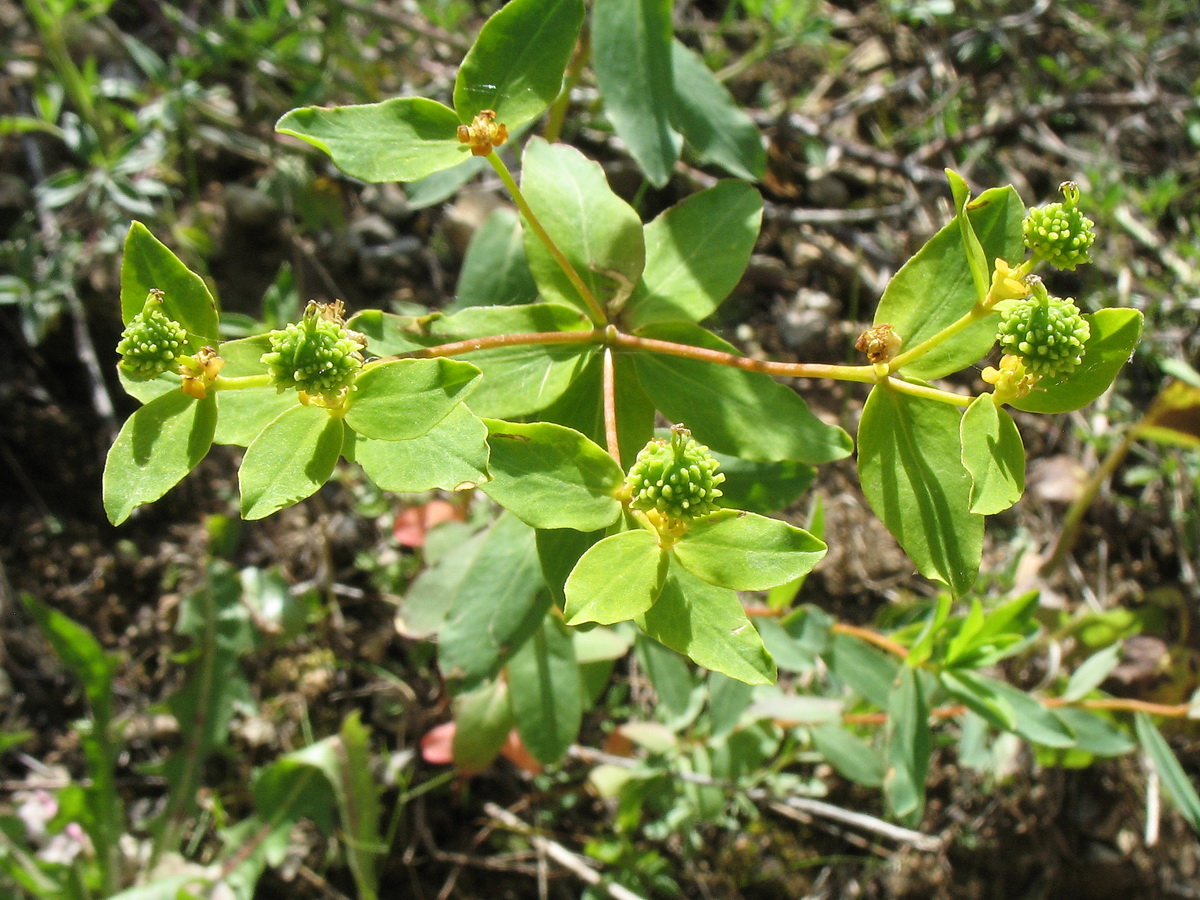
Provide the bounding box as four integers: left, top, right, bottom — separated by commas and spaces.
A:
625, 180, 763, 328
521, 138, 645, 318
354, 404, 490, 493
858, 384, 983, 596
672, 510, 826, 591
1011, 308, 1143, 414
239, 405, 343, 520
565, 528, 667, 625
454, 0, 585, 129
960, 393, 1025, 515
346, 358, 481, 441
480, 419, 624, 531
669, 40, 765, 181
884, 667, 931, 824
592, 0, 679, 187
104, 391, 217, 525
639, 561, 776, 685
276, 98, 467, 183
121, 222, 219, 348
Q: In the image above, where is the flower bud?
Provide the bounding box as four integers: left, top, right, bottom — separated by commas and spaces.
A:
117, 291, 188, 380
1022, 182, 1095, 270
626, 425, 725, 523
261, 301, 364, 401
995, 284, 1090, 378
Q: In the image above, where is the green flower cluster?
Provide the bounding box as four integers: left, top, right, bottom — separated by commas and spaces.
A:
1022, 183, 1095, 270
626, 426, 725, 522
261, 303, 364, 400
996, 291, 1090, 378
117, 293, 188, 380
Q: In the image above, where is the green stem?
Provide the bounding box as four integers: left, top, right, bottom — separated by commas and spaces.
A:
211, 373, 274, 390
886, 306, 991, 373
886, 377, 974, 408
486, 152, 609, 325
543, 37, 589, 144
602, 344, 620, 462
1038, 429, 1134, 577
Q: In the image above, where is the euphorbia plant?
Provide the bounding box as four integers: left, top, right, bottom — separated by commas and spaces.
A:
100, 0, 1185, 828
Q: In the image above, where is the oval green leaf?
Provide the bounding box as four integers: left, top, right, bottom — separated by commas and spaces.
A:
1010, 308, 1143, 414
638, 561, 776, 685
346, 358, 481, 441
354, 404, 490, 493
592, 0, 680, 187
625, 180, 763, 328
672, 510, 826, 591
521, 138, 646, 318
121, 223, 220, 347
564, 529, 667, 626
104, 391, 217, 525
960, 393, 1025, 515
239, 404, 344, 520
857, 384, 983, 596
507, 617, 582, 765
453, 0, 585, 129
875, 186, 1025, 379
479, 419, 624, 531
276, 98, 467, 183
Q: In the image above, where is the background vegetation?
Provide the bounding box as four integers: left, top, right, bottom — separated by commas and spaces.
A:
2, 0, 1199, 897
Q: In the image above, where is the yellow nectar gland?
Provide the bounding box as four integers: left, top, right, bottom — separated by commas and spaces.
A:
981, 354, 1038, 406
180, 347, 225, 399
985, 258, 1030, 308
457, 110, 508, 157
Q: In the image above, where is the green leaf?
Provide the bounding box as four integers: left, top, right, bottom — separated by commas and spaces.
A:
857, 384, 984, 596
1010, 308, 1144, 414
564, 528, 667, 625
438, 512, 549, 692
639, 561, 776, 685
451, 208, 538, 311
811, 724, 885, 788
213, 336, 297, 446
507, 617, 582, 765
631, 322, 853, 464
452, 679, 514, 775
1063, 643, 1123, 702
239, 404, 344, 520
672, 510, 826, 591
823, 633, 899, 710
708, 673, 755, 738
945, 670, 1075, 747
346, 358, 480, 441
104, 391, 217, 525
1136, 713, 1200, 834
354, 405, 490, 493
711, 451, 814, 517
960, 394, 1025, 515
22, 595, 123, 887
413, 303, 597, 418
945, 169, 990, 303
121, 222, 220, 347
405, 156, 490, 210
480, 419, 624, 531
395, 528, 488, 639
635, 635, 696, 720
592, 0, 680, 187
875, 185, 1025, 379
668, 40, 765, 181
536, 527, 604, 609
884, 667, 930, 824
453, 0, 585, 129
1055, 708, 1134, 757
625, 180, 763, 328
276, 98, 467, 183
521, 138, 646, 317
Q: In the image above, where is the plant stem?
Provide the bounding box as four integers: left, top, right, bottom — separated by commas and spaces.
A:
543, 37, 589, 144
885, 377, 975, 407
1038, 429, 1134, 577
486, 152, 609, 325
212, 373, 274, 390
388, 329, 603, 362
886, 305, 991, 373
